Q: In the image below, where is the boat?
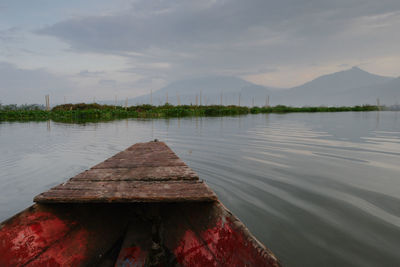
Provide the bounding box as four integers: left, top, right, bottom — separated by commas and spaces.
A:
0, 141, 281, 266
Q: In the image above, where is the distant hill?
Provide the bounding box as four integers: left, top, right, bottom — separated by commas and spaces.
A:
291, 67, 391, 93
343, 76, 400, 106
279, 67, 394, 106
131, 76, 275, 106
128, 67, 399, 106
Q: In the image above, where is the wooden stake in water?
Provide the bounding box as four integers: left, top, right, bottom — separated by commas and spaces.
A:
265, 95, 270, 107
45, 95, 50, 111
166, 92, 168, 104
195, 95, 198, 106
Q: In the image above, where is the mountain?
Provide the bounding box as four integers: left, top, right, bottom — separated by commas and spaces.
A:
131, 76, 275, 106
157, 76, 257, 95
376, 77, 400, 104
344, 76, 400, 106
129, 67, 399, 107
291, 67, 391, 93
279, 67, 394, 106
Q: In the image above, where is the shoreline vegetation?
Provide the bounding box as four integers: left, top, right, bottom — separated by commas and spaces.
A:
0, 103, 381, 122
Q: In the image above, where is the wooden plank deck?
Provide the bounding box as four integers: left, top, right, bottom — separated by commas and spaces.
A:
34, 141, 217, 203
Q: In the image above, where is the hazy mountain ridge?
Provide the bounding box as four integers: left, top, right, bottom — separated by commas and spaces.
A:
131, 75, 277, 106
129, 67, 399, 106
289, 67, 392, 93
279, 67, 396, 106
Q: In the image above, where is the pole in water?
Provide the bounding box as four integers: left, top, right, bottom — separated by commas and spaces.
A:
196, 94, 198, 106
166, 92, 168, 104
200, 90, 202, 106
45, 95, 50, 111
265, 95, 270, 107
150, 89, 153, 105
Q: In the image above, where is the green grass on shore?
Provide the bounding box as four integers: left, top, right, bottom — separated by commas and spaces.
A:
0, 103, 379, 122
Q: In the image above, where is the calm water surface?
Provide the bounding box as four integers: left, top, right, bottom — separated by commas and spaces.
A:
1, 112, 400, 266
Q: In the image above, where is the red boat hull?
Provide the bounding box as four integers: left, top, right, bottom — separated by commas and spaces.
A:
0, 202, 280, 266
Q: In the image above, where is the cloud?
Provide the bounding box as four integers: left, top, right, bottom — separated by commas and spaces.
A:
77, 70, 105, 77
98, 79, 117, 86
0, 62, 74, 104
37, 0, 400, 51
0, 27, 20, 43
0, 61, 158, 104
35, 0, 400, 80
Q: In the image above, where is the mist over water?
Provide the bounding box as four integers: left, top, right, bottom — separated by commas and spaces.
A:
1, 112, 399, 266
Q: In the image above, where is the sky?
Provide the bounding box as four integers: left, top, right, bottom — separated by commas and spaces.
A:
1, 0, 400, 104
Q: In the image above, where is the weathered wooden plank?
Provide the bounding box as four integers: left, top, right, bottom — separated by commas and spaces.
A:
48, 180, 203, 190
72, 166, 198, 181
34, 141, 216, 203
34, 181, 217, 203
110, 150, 179, 160
92, 142, 184, 169
92, 157, 186, 169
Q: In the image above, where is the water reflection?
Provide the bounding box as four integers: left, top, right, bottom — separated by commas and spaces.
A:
0, 112, 399, 266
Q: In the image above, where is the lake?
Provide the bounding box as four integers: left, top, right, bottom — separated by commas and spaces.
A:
1, 111, 399, 266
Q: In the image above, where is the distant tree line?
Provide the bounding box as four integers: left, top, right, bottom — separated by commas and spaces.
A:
0, 103, 380, 122
0, 103, 45, 111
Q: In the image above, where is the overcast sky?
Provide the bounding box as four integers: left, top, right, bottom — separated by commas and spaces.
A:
1, 0, 400, 104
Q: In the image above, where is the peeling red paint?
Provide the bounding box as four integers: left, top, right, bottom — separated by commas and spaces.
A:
115, 246, 147, 267
0, 211, 72, 266
27, 227, 89, 266
174, 217, 274, 267
201, 218, 254, 266
174, 229, 217, 266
